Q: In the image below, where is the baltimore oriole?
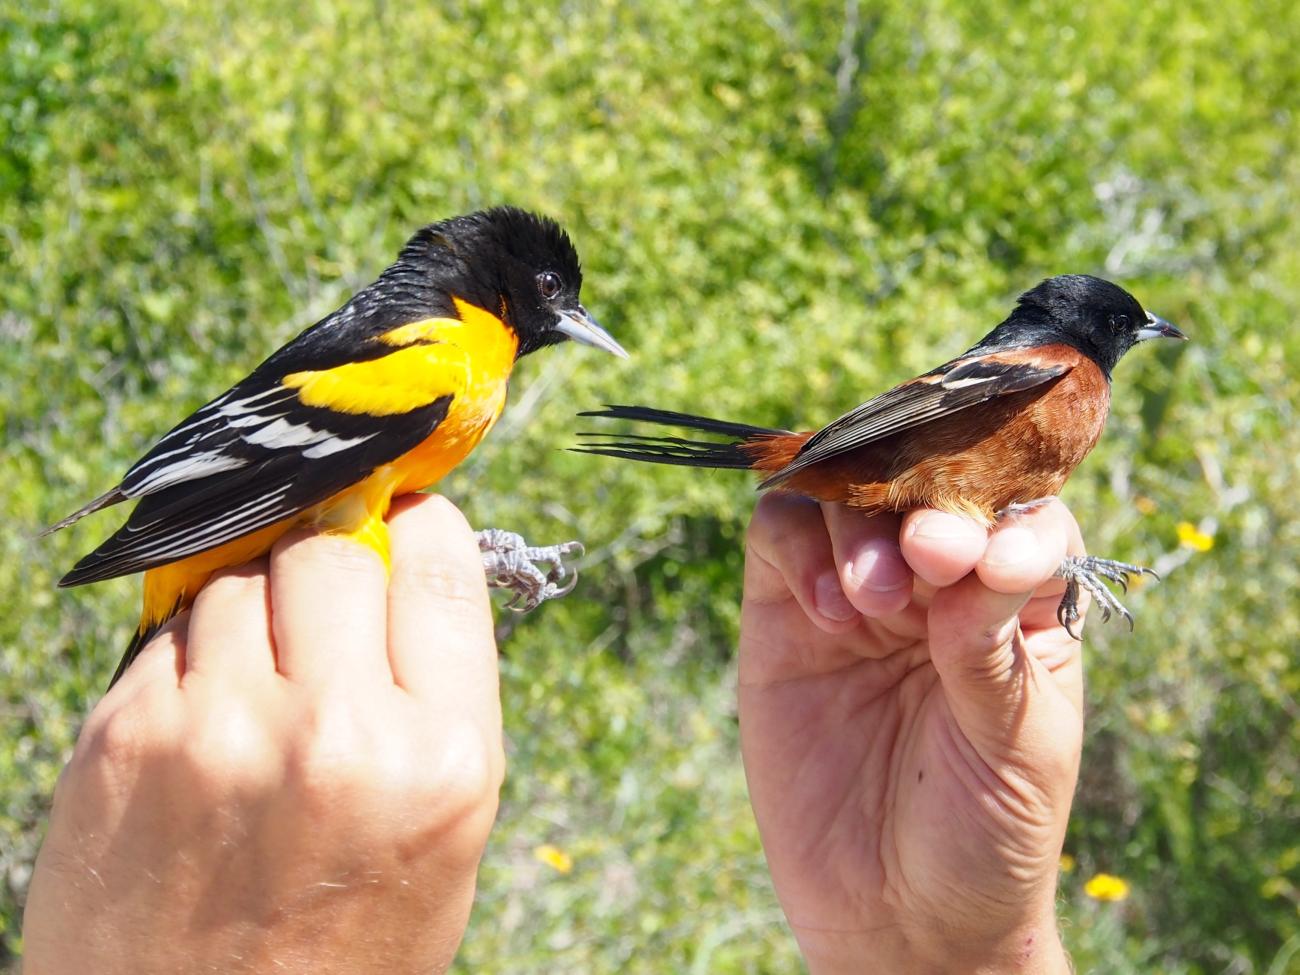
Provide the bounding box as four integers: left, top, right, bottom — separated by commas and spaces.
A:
46, 206, 627, 687
576, 274, 1185, 635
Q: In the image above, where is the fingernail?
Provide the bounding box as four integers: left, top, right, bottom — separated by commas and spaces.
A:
845, 540, 910, 593
814, 571, 857, 621
983, 526, 1038, 568
911, 512, 979, 541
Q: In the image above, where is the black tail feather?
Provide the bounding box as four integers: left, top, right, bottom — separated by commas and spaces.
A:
572, 436, 755, 468
577, 405, 781, 440
108, 593, 186, 691
574, 404, 785, 470
108, 622, 162, 690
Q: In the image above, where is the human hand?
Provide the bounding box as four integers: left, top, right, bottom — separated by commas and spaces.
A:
739, 496, 1084, 974
22, 494, 502, 975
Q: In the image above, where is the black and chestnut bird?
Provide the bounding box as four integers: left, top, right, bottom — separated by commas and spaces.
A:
576, 275, 1185, 634
45, 206, 627, 687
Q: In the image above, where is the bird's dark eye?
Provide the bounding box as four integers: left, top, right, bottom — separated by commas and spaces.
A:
537, 271, 562, 300
1110, 313, 1130, 332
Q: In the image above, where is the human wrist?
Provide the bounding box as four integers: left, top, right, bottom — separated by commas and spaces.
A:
793, 912, 1070, 975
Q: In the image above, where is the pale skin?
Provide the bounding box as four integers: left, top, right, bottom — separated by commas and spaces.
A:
22, 493, 1086, 973
22, 495, 504, 974
740, 494, 1082, 974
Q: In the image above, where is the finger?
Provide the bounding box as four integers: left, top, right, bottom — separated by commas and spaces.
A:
822, 504, 911, 617
926, 506, 1086, 758
1015, 514, 1089, 718
976, 498, 1072, 595
900, 509, 990, 588
185, 559, 277, 683
1012, 512, 1088, 633
745, 493, 860, 634
270, 527, 390, 688
386, 494, 496, 710
926, 571, 1040, 756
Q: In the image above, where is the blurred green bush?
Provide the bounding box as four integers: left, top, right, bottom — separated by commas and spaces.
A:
2, 0, 1297, 970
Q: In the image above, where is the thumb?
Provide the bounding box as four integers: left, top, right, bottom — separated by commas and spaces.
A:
926, 576, 1038, 756
926, 573, 1083, 799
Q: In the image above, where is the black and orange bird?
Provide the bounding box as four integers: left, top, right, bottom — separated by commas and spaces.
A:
45, 206, 627, 687
576, 275, 1185, 635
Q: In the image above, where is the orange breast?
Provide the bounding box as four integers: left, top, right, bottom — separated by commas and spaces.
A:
393, 303, 518, 494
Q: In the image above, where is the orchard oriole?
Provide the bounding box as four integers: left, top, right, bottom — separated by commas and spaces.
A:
46, 206, 627, 687
576, 274, 1185, 635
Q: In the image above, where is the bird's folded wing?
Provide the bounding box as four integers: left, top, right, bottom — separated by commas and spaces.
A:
759, 355, 1070, 489
60, 336, 471, 586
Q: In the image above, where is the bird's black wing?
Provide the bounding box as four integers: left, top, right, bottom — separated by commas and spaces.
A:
58, 383, 453, 586
759, 355, 1070, 489
51, 274, 474, 585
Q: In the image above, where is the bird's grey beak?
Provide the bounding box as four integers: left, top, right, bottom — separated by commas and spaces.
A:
1136, 312, 1187, 342
554, 306, 628, 359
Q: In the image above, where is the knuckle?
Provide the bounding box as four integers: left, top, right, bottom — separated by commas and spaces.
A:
390, 493, 476, 551
197, 563, 270, 607
78, 701, 162, 769
383, 744, 504, 864
391, 503, 482, 575
405, 492, 472, 533
747, 494, 816, 556
277, 532, 385, 577
282, 698, 381, 805
426, 721, 506, 814
958, 640, 1020, 686
70, 697, 179, 803
390, 560, 489, 611
278, 695, 504, 827
745, 494, 786, 548
176, 701, 278, 790
364, 716, 504, 824
317, 536, 387, 574
76, 714, 137, 771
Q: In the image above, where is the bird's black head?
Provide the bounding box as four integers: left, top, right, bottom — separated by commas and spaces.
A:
393, 206, 626, 360
977, 274, 1186, 377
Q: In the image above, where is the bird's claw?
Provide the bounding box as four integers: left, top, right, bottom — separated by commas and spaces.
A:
475, 528, 584, 612
1054, 555, 1157, 639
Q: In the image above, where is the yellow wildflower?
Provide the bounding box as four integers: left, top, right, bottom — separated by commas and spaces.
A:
533, 844, 573, 875
1059, 854, 1076, 874
1084, 873, 1131, 902
1176, 521, 1214, 552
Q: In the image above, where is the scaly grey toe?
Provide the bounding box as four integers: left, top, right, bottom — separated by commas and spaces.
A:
476, 528, 585, 612
1054, 555, 1157, 639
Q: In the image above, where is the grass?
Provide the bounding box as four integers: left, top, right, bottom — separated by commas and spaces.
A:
2, 0, 1298, 969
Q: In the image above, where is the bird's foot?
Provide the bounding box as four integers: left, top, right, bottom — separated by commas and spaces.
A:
475, 528, 583, 612
1054, 555, 1158, 640
997, 497, 1058, 520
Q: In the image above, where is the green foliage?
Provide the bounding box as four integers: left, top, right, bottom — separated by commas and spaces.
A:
3, 0, 1298, 969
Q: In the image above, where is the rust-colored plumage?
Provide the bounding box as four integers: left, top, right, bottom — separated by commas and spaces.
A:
743, 345, 1111, 525
576, 275, 1187, 635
